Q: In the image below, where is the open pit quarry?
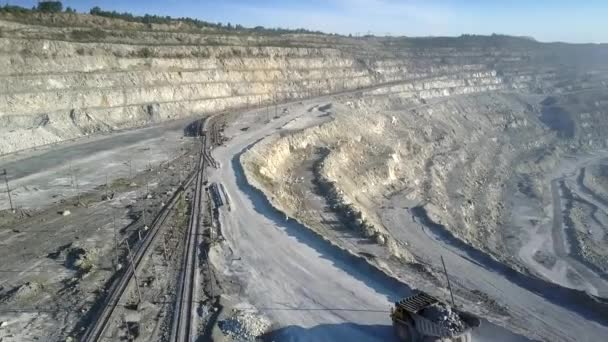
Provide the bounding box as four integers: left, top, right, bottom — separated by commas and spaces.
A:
1, 10, 608, 342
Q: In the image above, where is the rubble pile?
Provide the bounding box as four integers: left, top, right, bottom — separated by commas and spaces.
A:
14, 282, 43, 301
421, 302, 466, 334
218, 309, 271, 341
65, 246, 98, 273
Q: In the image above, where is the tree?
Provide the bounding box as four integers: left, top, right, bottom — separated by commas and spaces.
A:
37, 1, 63, 13
0, 4, 31, 13
65, 6, 75, 13
90, 6, 101, 15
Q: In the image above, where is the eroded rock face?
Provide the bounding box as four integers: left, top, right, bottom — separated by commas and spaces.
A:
244, 84, 608, 270
245, 94, 537, 258
3, 12, 608, 155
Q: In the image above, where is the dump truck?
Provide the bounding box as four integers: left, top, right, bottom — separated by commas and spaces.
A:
391, 291, 480, 342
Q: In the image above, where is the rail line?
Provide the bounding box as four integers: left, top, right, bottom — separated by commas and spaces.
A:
80, 166, 198, 341
203, 119, 220, 168
170, 114, 221, 341
170, 131, 207, 341
80, 118, 216, 342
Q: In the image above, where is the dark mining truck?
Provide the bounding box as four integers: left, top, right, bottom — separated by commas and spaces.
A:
391, 291, 481, 342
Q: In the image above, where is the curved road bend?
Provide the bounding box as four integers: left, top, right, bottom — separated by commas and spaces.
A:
207, 100, 530, 341
381, 190, 608, 342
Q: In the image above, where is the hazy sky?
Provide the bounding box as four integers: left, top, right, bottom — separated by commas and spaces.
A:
7, 0, 607, 43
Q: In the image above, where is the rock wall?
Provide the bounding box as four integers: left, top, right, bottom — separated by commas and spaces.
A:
245, 89, 549, 259
2, 12, 608, 155
244, 74, 608, 266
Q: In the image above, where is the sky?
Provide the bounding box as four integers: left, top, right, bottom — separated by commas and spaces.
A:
5, 0, 608, 43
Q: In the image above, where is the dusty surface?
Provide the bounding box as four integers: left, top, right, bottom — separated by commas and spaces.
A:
514, 151, 608, 296
207, 97, 531, 341
209, 100, 407, 341
242, 89, 608, 341
0, 118, 202, 341
3, 9, 608, 342
0, 117, 197, 211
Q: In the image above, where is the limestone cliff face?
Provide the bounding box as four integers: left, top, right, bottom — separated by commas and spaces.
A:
2, 12, 608, 155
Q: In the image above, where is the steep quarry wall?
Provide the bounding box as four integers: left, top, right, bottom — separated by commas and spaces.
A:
3, 13, 607, 155
243, 62, 608, 271
0, 14, 370, 154
0, 38, 371, 153
244, 90, 548, 261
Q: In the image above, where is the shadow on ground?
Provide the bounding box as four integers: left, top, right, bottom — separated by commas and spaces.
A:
229, 140, 533, 342
411, 205, 608, 327
262, 323, 397, 342
262, 321, 531, 342
232, 144, 412, 304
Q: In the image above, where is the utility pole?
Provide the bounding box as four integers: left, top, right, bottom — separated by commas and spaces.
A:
74, 168, 81, 205
162, 232, 168, 263
441, 255, 456, 307
142, 192, 147, 230
3, 169, 13, 212
266, 96, 269, 122
68, 161, 80, 205
113, 214, 118, 271
68, 161, 73, 186
125, 239, 142, 304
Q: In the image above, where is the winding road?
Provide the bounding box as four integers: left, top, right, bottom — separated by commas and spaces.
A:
208, 101, 406, 341
207, 99, 535, 341
515, 151, 608, 297
4, 91, 608, 341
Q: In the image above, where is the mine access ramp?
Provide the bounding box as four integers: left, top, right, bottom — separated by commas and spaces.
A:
391, 290, 481, 342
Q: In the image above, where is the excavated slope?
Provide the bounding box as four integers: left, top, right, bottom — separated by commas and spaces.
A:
242, 44, 608, 273
3, 12, 608, 155
2, 11, 608, 272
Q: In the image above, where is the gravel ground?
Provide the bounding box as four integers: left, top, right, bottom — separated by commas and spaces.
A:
0, 119, 202, 341
207, 97, 533, 341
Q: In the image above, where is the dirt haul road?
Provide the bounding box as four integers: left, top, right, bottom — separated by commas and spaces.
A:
382, 196, 608, 341
516, 151, 608, 296
208, 102, 403, 341
207, 99, 529, 341
0, 117, 195, 211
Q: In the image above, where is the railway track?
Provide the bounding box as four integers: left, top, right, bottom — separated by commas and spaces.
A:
203, 120, 220, 168
170, 131, 207, 341
81, 117, 215, 342
80, 114, 224, 341
170, 114, 223, 341
80, 166, 198, 341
